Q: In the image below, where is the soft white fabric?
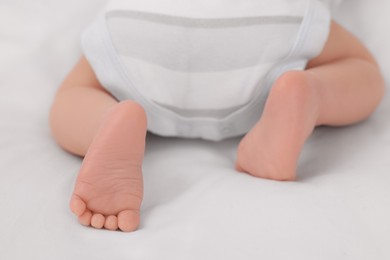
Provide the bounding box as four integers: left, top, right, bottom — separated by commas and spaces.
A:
82, 0, 330, 140
320, 0, 342, 10
1, 0, 390, 259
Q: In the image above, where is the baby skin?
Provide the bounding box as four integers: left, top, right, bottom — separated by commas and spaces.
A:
50, 21, 384, 231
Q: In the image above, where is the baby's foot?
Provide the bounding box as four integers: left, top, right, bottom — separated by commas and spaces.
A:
70, 101, 147, 232
236, 71, 321, 181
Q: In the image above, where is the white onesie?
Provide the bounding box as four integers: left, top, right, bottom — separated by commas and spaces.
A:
82, 0, 331, 141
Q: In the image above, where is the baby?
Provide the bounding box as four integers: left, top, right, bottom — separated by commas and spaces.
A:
50, 0, 385, 232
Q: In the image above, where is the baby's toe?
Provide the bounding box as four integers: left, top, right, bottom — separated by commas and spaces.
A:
118, 210, 139, 232
70, 194, 87, 217
104, 215, 118, 231
91, 213, 105, 229
78, 209, 92, 226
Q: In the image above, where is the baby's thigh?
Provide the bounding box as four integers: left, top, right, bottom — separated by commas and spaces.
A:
307, 20, 376, 69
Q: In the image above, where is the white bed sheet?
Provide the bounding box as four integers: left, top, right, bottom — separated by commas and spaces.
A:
1, 0, 389, 259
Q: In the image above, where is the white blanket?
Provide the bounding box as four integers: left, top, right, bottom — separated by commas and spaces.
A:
1, 1, 389, 259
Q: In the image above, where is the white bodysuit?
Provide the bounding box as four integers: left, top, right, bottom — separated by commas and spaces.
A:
82, 0, 331, 141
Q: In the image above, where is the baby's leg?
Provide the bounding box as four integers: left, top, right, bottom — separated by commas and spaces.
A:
236, 21, 385, 181
50, 56, 147, 231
